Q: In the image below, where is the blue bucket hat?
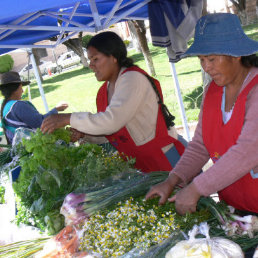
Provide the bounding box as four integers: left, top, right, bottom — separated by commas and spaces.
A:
182, 13, 258, 58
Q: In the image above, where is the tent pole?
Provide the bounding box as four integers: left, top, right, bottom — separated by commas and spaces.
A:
28, 49, 49, 112
169, 62, 191, 141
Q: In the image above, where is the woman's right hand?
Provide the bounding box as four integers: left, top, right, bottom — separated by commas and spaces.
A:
41, 114, 71, 134
69, 128, 85, 142
145, 173, 181, 205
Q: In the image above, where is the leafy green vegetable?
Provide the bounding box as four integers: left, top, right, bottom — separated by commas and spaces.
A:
0, 185, 5, 204
44, 210, 65, 236
12, 128, 136, 234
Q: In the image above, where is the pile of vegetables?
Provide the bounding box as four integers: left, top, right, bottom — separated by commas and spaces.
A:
0, 167, 258, 257
4, 128, 136, 234
78, 196, 212, 257
1, 127, 258, 257
60, 171, 170, 224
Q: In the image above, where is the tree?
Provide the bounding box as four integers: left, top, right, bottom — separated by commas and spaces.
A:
32, 48, 44, 82
127, 21, 141, 53
50, 12, 89, 68
202, 0, 208, 16
50, 32, 88, 68
49, 10, 89, 67
82, 35, 93, 49
61, 32, 88, 67
129, 20, 156, 76
0, 54, 14, 73
228, 0, 247, 24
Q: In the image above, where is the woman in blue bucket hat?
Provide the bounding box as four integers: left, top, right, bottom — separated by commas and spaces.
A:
146, 13, 258, 216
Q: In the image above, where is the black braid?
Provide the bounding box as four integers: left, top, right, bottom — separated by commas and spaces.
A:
144, 75, 175, 129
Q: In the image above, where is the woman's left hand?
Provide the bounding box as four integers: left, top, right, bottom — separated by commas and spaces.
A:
41, 114, 71, 134
55, 101, 69, 111
168, 182, 201, 215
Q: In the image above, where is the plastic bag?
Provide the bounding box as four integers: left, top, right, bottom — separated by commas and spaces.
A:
120, 229, 185, 258
165, 222, 244, 258
35, 225, 88, 258
12, 127, 35, 147
0, 215, 43, 245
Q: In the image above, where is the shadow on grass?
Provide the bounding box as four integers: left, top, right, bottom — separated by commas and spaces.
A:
244, 23, 258, 40
30, 67, 91, 87
130, 52, 145, 63
28, 67, 92, 96
129, 46, 167, 63
44, 67, 92, 84
158, 69, 201, 78
30, 84, 62, 99
178, 69, 201, 76
246, 31, 258, 41
183, 85, 203, 110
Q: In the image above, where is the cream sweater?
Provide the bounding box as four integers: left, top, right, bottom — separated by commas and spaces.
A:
70, 67, 178, 147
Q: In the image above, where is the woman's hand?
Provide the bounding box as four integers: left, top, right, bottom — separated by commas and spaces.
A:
145, 173, 180, 205
55, 102, 69, 111
169, 182, 201, 215
69, 128, 85, 142
41, 114, 71, 134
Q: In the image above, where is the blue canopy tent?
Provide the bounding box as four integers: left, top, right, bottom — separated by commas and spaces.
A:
0, 0, 203, 140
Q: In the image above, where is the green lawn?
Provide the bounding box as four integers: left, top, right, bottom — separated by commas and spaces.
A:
26, 22, 258, 127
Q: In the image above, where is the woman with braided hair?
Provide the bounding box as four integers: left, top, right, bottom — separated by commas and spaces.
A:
41, 31, 187, 173
0, 71, 68, 144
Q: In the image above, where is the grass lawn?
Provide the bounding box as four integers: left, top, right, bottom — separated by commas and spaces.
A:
26, 22, 258, 127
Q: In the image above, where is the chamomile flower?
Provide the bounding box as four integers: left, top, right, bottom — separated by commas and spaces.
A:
78, 196, 211, 257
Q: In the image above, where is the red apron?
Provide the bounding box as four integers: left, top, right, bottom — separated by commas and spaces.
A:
202, 76, 258, 212
96, 66, 185, 172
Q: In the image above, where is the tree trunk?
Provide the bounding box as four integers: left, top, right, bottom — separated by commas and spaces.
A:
238, 9, 248, 24
229, 0, 247, 24
53, 14, 89, 68
202, 0, 208, 16
50, 32, 89, 68
127, 21, 141, 53
63, 33, 89, 67
224, 0, 231, 13
131, 20, 156, 76
257, 0, 258, 16
32, 48, 43, 82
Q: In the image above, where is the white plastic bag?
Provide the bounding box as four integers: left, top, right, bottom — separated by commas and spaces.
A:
165, 222, 244, 258
12, 127, 35, 147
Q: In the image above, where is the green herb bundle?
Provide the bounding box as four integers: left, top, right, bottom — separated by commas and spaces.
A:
0, 237, 50, 258
11, 128, 136, 234
0, 185, 5, 204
